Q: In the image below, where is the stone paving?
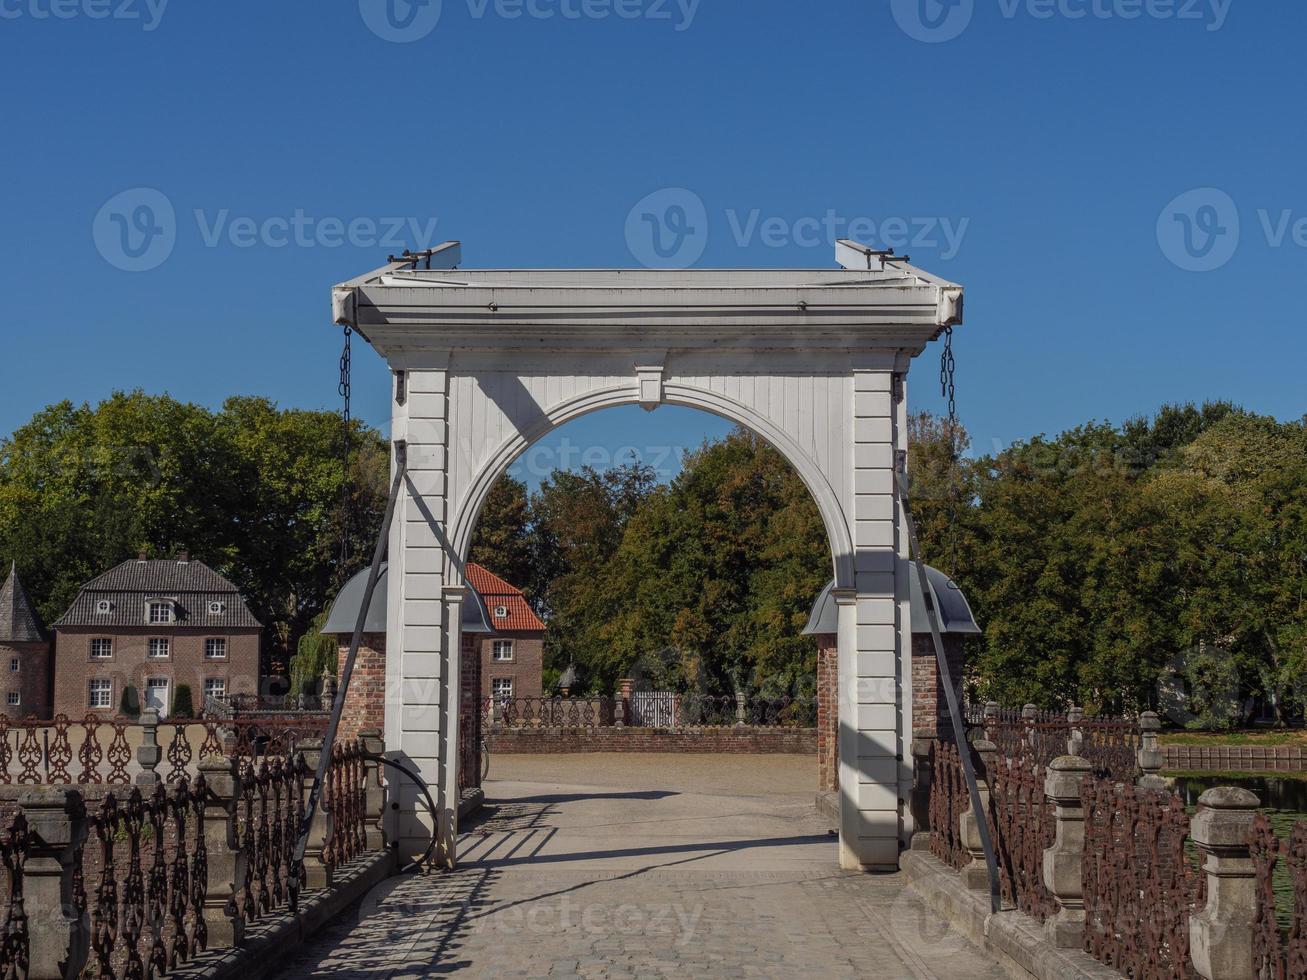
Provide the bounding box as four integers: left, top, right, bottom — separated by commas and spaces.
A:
280, 754, 1005, 979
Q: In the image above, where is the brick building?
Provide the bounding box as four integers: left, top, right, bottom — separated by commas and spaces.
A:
0, 562, 52, 717
463, 564, 545, 703
52, 554, 262, 718
804, 565, 979, 793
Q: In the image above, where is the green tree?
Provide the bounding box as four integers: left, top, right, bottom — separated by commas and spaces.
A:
469, 475, 534, 599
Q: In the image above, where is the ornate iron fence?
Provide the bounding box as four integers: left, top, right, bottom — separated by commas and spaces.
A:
991, 753, 1055, 922
1081, 777, 1204, 979
237, 754, 305, 920
490, 694, 817, 731
928, 739, 970, 871
0, 813, 29, 980
77, 777, 209, 980
1249, 814, 1307, 980
324, 739, 367, 871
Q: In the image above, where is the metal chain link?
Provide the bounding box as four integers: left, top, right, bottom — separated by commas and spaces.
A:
939, 326, 960, 576
940, 326, 957, 427
338, 325, 352, 570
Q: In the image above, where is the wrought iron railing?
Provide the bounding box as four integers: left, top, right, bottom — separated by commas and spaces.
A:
928, 739, 969, 871
78, 778, 209, 980
1081, 777, 1204, 979
0, 813, 29, 979
991, 753, 1055, 922
488, 694, 818, 731
1249, 814, 1307, 980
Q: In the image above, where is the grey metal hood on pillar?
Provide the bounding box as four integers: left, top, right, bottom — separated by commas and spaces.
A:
801, 565, 981, 637
321, 563, 495, 636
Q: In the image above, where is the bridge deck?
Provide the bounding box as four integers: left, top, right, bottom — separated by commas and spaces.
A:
281, 754, 1005, 978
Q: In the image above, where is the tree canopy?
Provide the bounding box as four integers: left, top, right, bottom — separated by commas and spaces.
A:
0, 391, 387, 676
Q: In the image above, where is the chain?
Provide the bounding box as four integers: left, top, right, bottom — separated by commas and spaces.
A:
939, 326, 960, 577
338, 325, 352, 570
940, 326, 957, 428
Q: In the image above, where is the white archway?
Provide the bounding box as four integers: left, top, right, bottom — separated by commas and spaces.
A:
331, 242, 965, 873
447, 382, 857, 591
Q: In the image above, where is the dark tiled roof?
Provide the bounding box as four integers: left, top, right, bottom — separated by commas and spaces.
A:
0, 563, 46, 643
53, 558, 262, 629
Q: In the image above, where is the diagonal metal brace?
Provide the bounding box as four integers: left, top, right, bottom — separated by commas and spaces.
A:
290, 441, 409, 890
895, 468, 1002, 914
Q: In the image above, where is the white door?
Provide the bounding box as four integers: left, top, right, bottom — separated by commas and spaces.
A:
145, 677, 170, 718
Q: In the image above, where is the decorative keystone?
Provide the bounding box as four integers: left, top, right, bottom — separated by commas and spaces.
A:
1190, 786, 1260, 980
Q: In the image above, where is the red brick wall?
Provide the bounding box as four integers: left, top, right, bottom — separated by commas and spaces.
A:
481, 631, 543, 700
336, 632, 387, 740
0, 641, 52, 718
911, 633, 965, 738
814, 631, 966, 792
487, 727, 817, 754
53, 627, 260, 717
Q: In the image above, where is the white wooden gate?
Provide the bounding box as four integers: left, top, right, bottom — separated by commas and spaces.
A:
331, 239, 965, 873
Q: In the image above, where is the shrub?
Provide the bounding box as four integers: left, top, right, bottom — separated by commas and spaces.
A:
171, 683, 195, 719
120, 685, 140, 718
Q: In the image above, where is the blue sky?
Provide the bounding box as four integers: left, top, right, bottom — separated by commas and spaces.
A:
2, 0, 1302, 489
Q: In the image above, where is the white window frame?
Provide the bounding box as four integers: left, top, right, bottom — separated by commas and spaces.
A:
208, 601, 226, 616
491, 677, 514, 699
6, 692, 18, 707
492, 640, 514, 662
95, 599, 113, 614
148, 637, 170, 660
147, 601, 174, 625
493, 605, 509, 619
203, 677, 226, 700
8, 658, 17, 673
204, 638, 227, 660
89, 638, 113, 660
89, 678, 113, 710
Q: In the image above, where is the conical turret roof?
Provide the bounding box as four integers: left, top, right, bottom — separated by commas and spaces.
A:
0, 562, 47, 643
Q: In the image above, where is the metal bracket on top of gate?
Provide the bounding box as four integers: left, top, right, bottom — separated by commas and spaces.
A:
895, 467, 1002, 915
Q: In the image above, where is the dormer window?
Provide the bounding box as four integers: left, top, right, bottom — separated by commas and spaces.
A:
95, 600, 114, 615
147, 601, 175, 625
207, 601, 226, 616
494, 605, 509, 619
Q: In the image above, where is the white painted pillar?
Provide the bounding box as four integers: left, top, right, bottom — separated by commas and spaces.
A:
387, 365, 453, 864
839, 365, 905, 870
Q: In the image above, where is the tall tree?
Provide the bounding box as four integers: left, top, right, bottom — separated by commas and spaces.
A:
468, 475, 534, 598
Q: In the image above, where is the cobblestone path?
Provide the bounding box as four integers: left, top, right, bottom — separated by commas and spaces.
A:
279, 754, 1005, 979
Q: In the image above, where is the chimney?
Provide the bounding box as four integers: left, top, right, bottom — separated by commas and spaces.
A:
137, 551, 148, 562
177, 551, 190, 564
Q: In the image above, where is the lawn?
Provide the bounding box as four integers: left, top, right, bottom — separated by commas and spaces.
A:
1160, 729, 1307, 747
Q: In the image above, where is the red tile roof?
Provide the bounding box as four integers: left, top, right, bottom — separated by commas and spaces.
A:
466, 563, 545, 632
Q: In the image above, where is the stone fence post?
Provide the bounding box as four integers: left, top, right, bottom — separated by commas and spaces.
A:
1066, 705, 1084, 757
1190, 787, 1259, 980
960, 738, 997, 892
198, 755, 245, 949
1137, 711, 1165, 789
297, 738, 333, 889
734, 691, 747, 727
983, 701, 1000, 745
22, 787, 88, 980
136, 709, 161, 786
1042, 755, 1093, 947
1022, 703, 1038, 751
359, 729, 387, 851
618, 678, 634, 727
